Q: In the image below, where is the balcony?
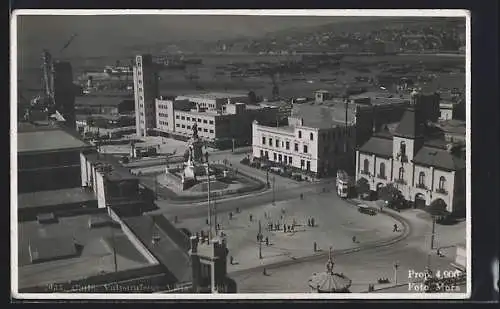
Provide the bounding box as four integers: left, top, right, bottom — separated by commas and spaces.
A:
416, 183, 427, 189
360, 170, 371, 176
396, 153, 408, 163
377, 174, 387, 180
395, 178, 407, 185
435, 188, 448, 195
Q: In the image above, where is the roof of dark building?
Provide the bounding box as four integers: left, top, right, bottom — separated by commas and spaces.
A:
413, 146, 466, 171
18, 187, 97, 210
18, 123, 91, 153
358, 136, 394, 158
84, 152, 137, 181
123, 215, 192, 283
75, 96, 133, 107
394, 107, 425, 138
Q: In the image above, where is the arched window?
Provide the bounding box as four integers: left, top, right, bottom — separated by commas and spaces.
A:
419, 172, 425, 186
363, 159, 369, 174
379, 163, 386, 178
398, 167, 405, 180
400, 141, 406, 157
438, 176, 446, 190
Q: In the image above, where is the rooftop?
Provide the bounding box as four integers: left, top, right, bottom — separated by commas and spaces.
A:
394, 107, 425, 138
75, 96, 132, 107
291, 103, 355, 129
358, 136, 394, 158
18, 187, 97, 210
18, 212, 153, 289
84, 152, 137, 182
177, 92, 248, 100
413, 145, 466, 171
17, 125, 91, 153
123, 215, 192, 283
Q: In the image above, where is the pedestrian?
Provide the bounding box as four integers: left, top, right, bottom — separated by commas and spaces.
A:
230, 256, 234, 265
352, 236, 357, 243
311, 217, 315, 227
263, 268, 267, 276
229, 212, 233, 220
307, 218, 311, 227
249, 214, 253, 222
236, 207, 240, 213
174, 215, 178, 223
313, 241, 317, 252
265, 237, 269, 246
217, 223, 220, 230
300, 193, 304, 200
206, 218, 209, 225
393, 224, 398, 232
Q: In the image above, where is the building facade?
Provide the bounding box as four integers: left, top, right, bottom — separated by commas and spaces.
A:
355, 94, 466, 215
133, 54, 159, 137
155, 97, 279, 149
252, 113, 356, 178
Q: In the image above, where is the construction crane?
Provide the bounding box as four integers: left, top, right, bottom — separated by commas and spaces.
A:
28, 33, 78, 117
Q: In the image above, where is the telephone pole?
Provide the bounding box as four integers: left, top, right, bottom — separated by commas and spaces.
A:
430, 216, 436, 250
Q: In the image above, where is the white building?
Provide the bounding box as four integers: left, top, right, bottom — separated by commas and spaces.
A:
252, 104, 356, 178
175, 93, 249, 111
355, 94, 466, 215
133, 54, 159, 137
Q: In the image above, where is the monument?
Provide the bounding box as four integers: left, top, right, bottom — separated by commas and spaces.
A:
181, 123, 206, 189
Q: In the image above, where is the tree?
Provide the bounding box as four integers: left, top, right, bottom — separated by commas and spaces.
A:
427, 199, 449, 217
356, 178, 370, 196
378, 183, 403, 205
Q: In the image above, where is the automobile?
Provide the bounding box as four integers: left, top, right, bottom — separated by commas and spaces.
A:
358, 204, 377, 215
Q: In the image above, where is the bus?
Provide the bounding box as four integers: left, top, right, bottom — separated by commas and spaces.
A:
336, 170, 352, 198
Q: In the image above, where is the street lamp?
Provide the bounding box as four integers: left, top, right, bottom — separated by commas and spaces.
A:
272, 175, 276, 205
257, 220, 263, 259
393, 261, 399, 285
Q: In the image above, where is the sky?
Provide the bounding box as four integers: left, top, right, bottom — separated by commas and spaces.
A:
16, 15, 379, 65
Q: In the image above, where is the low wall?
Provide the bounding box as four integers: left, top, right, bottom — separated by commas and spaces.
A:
108, 207, 159, 265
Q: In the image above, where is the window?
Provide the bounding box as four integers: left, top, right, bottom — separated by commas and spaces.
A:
294, 143, 299, 151
182, 125, 185, 128
283, 155, 287, 163
209, 120, 214, 124
186, 117, 190, 121
187, 125, 191, 129
298, 131, 302, 138
400, 141, 406, 157
204, 129, 208, 132
203, 120, 208, 124
289, 157, 292, 164
306, 161, 311, 171
209, 129, 214, 133
310, 133, 314, 141
278, 154, 282, 162
379, 163, 386, 179
301, 159, 305, 168
176, 115, 180, 119
273, 153, 277, 161
276, 139, 280, 147
438, 176, 446, 190
198, 127, 202, 131
286, 141, 290, 150
399, 167, 405, 180
176, 124, 180, 127
265, 151, 269, 159
418, 172, 425, 186
262, 137, 266, 145
198, 118, 202, 122
269, 138, 273, 146
260, 150, 264, 157
181, 116, 185, 120
303, 145, 308, 154
139, 96, 143, 101
363, 159, 369, 174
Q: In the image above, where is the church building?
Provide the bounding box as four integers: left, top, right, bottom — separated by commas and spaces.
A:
355, 90, 466, 215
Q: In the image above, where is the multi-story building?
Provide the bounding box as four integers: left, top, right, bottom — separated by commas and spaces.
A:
355, 91, 466, 215
252, 104, 356, 178
155, 96, 279, 149
53, 61, 76, 129
133, 54, 159, 137
17, 121, 93, 193
175, 93, 249, 110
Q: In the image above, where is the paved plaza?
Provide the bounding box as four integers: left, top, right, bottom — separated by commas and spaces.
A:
173, 191, 402, 272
